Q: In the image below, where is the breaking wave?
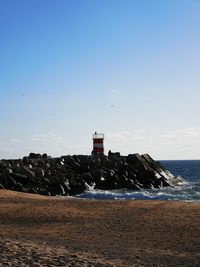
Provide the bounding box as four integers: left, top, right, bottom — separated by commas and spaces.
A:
77, 182, 200, 202
76, 160, 200, 202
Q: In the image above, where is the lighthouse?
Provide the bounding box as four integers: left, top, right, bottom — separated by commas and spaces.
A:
92, 132, 104, 155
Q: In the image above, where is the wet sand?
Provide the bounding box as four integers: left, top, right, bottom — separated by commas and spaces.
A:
0, 189, 200, 266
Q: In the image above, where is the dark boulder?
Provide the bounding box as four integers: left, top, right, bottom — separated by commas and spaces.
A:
42, 153, 48, 159
0, 152, 185, 196
17, 166, 35, 180
29, 153, 41, 159
10, 173, 28, 184
0, 173, 7, 187
0, 183, 5, 189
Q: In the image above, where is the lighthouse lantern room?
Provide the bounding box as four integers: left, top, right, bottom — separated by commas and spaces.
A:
92, 132, 104, 155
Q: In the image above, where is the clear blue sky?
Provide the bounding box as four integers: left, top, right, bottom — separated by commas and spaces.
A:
0, 0, 200, 159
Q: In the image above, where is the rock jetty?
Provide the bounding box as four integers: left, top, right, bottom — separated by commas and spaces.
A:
0, 153, 185, 196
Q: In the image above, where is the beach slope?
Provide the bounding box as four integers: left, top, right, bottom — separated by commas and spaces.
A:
0, 189, 200, 266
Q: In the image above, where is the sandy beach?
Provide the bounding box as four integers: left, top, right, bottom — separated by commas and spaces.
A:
0, 189, 200, 266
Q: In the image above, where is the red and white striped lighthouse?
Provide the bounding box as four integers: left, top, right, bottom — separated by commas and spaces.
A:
92, 132, 104, 155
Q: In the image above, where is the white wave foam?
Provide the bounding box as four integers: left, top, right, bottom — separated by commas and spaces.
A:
76, 181, 200, 202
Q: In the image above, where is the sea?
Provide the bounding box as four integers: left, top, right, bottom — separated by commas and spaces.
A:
77, 160, 200, 202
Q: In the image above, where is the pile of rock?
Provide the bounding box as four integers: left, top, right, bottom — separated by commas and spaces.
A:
0, 152, 185, 196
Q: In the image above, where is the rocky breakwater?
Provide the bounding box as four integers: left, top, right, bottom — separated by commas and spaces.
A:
0, 153, 185, 196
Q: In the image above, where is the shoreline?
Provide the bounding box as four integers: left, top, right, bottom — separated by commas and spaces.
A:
0, 189, 200, 266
